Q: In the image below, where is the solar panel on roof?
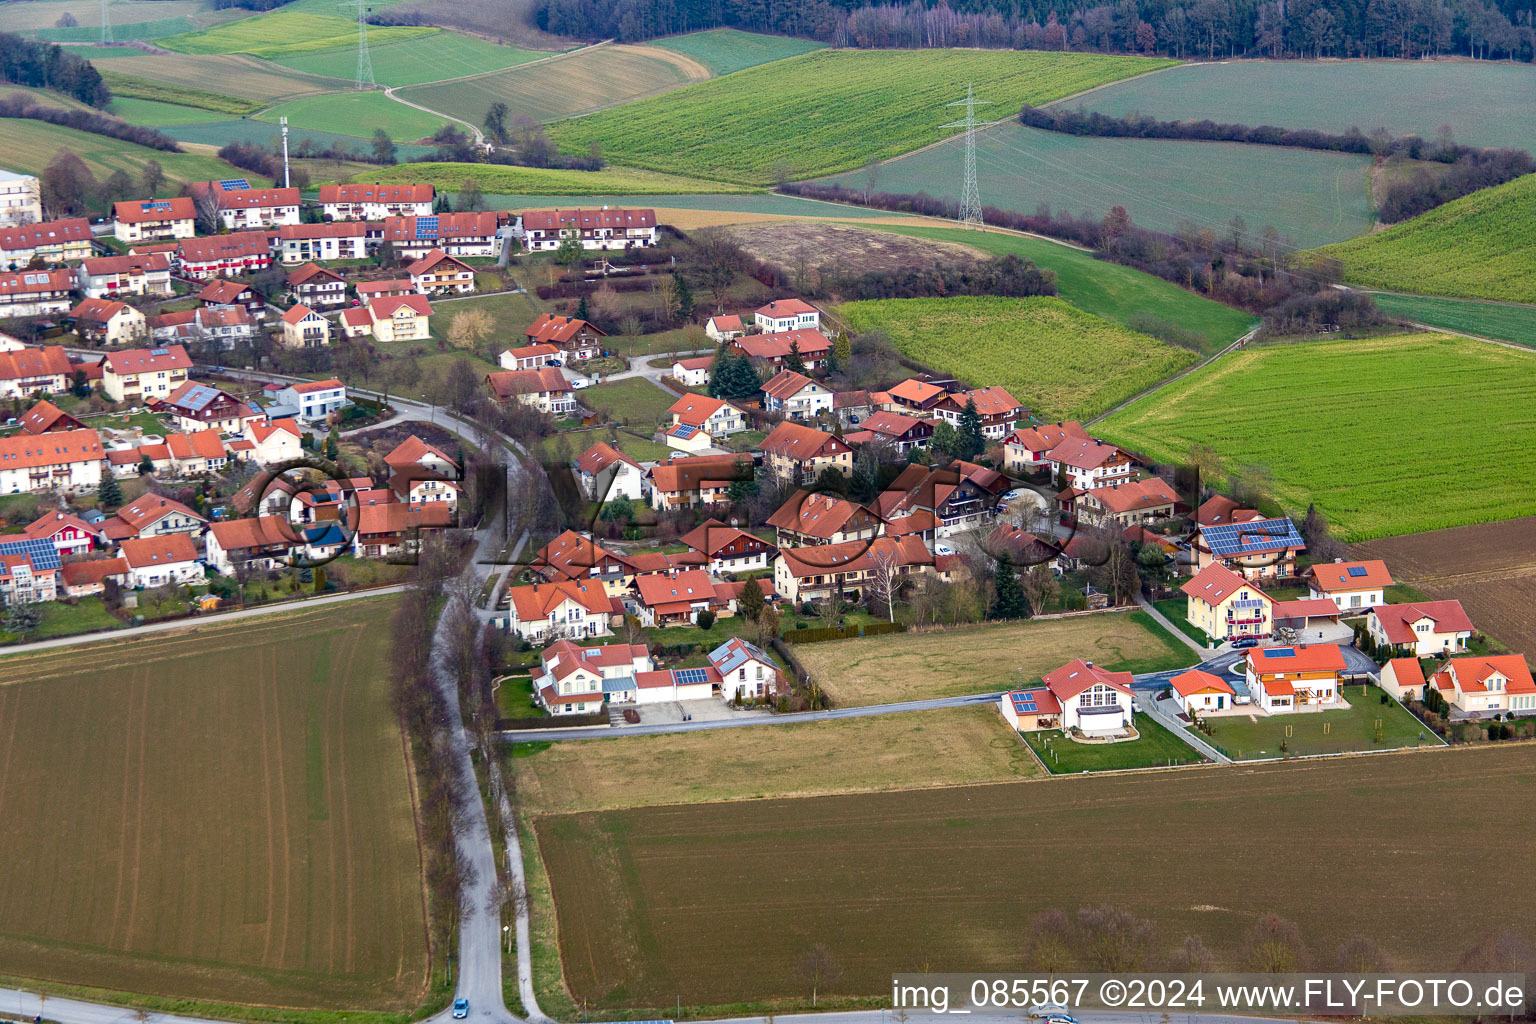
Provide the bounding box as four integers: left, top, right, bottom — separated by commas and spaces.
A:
671, 423, 698, 439
0, 537, 62, 572
675, 668, 709, 685
415, 216, 439, 239
218, 178, 251, 191
1202, 518, 1302, 557
1266, 648, 1296, 658
150, 348, 168, 356
1346, 565, 1368, 577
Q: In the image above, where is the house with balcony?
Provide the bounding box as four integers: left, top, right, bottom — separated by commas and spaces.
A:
1070, 476, 1179, 528
999, 659, 1135, 735
730, 328, 831, 373
760, 421, 852, 484
205, 516, 293, 576
344, 294, 432, 342
874, 462, 995, 539
1245, 644, 1346, 712
680, 518, 776, 575
506, 579, 615, 643
1046, 436, 1134, 490
159, 381, 253, 434
177, 231, 271, 280
485, 367, 576, 416
203, 182, 300, 230
121, 533, 205, 589
761, 369, 832, 422
0, 345, 71, 398
530, 639, 654, 715
0, 268, 74, 319
385, 434, 460, 511
667, 393, 745, 444
773, 535, 931, 605
381, 211, 503, 259
1368, 600, 1475, 658
72, 298, 148, 347
1003, 420, 1089, 477
277, 378, 348, 424
277, 221, 368, 265
318, 182, 434, 220
102, 345, 192, 402
408, 249, 476, 295
846, 411, 932, 455
0, 217, 91, 268
1180, 562, 1274, 643
932, 385, 1025, 440
518, 207, 657, 250
646, 454, 748, 511
524, 313, 606, 361
575, 442, 645, 503
1430, 655, 1536, 717
280, 304, 332, 348
754, 298, 820, 333
78, 253, 173, 300
287, 263, 348, 308
112, 197, 195, 243
0, 540, 60, 605
766, 490, 883, 548
1189, 515, 1305, 581
1304, 559, 1393, 613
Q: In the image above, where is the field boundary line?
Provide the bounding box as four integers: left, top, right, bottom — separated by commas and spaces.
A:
1332, 286, 1534, 353
1037, 58, 1186, 110
394, 39, 609, 91
1086, 322, 1261, 426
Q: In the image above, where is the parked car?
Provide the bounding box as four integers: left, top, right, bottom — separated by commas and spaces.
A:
1231, 636, 1260, 649
452, 998, 469, 1019
1030, 1005, 1069, 1019
669, 450, 687, 459
1045, 1015, 1079, 1024
1233, 693, 1252, 705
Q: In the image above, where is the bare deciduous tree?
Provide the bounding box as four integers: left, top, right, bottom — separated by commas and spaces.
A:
798, 944, 841, 1007
446, 308, 494, 350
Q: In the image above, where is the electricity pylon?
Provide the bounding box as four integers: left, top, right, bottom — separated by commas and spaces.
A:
939, 83, 992, 229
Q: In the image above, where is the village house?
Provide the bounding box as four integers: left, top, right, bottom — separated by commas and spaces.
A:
197, 278, 264, 317
381, 211, 503, 259
672, 355, 713, 388
876, 462, 1001, 539
280, 304, 331, 348
773, 534, 931, 605
1070, 476, 1179, 528
1367, 600, 1475, 657
680, 518, 776, 575
847, 410, 933, 454
1305, 558, 1394, 613
999, 658, 1135, 735
204, 182, 301, 230
102, 345, 192, 403
1181, 562, 1274, 643
1245, 644, 1346, 712
1003, 420, 1090, 476
1047, 436, 1134, 490
668, 393, 745, 443
276, 221, 368, 265
150, 305, 255, 348
832, 389, 872, 427
385, 435, 460, 511
533, 530, 633, 594
356, 279, 415, 303
108, 492, 206, 542
0, 539, 60, 605
1379, 657, 1429, 702
761, 369, 833, 422
277, 379, 348, 424
882, 377, 950, 417
1430, 656, 1536, 716
287, 263, 348, 308
407, 249, 476, 295
60, 557, 128, 598
0, 268, 74, 319
730, 328, 832, 373
530, 639, 653, 715
766, 490, 882, 548
244, 417, 302, 465
1169, 668, 1236, 714
22, 510, 102, 557
704, 315, 744, 342
646, 454, 747, 511
205, 516, 293, 576
1197, 493, 1262, 528
754, 298, 820, 333
18, 399, 84, 434
760, 421, 852, 484
506, 578, 615, 643
158, 381, 253, 434
709, 637, 783, 702
165, 430, 228, 476
524, 313, 606, 361
485, 367, 576, 416
518, 207, 657, 250
177, 231, 271, 280
107, 443, 167, 479
575, 442, 645, 502
0, 217, 92, 268
1189, 516, 1305, 580
0, 428, 103, 494
344, 294, 432, 342
77, 253, 173, 300
500, 343, 561, 371
629, 568, 721, 627
120, 533, 205, 589
933, 385, 1025, 440
0, 345, 71, 398
112, 197, 195, 243
0, 170, 40, 227
350, 497, 452, 559
71, 298, 148, 346
318, 182, 434, 220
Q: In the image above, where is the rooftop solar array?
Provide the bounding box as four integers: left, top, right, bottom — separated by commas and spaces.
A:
674, 667, 710, 685
140, 200, 172, 212
0, 537, 61, 571
1347, 565, 1369, 577
415, 216, 439, 239
218, 178, 251, 191
1201, 517, 1302, 557
1010, 692, 1039, 713
1266, 647, 1296, 658
669, 423, 698, 439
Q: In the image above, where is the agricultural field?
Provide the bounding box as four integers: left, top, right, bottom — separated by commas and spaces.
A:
1368, 292, 1536, 348
89, 52, 348, 102
648, 27, 824, 76
1196, 684, 1438, 760
0, 0, 205, 31
24, 15, 200, 41
256, 91, 452, 143
1023, 712, 1205, 772
822, 122, 1374, 247
534, 745, 1536, 1009
1315, 174, 1536, 304
733, 220, 985, 276
509, 704, 1041, 814
870, 224, 1258, 354
1073, 59, 1536, 154
396, 43, 698, 127
1096, 333, 1536, 541
268, 31, 554, 88
546, 49, 1178, 185
0, 117, 263, 194
835, 295, 1198, 421
107, 96, 230, 126
158, 10, 434, 59
0, 599, 429, 1010
793, 611, 1196, 707
349, 161, 752, 195
1355, 516, 1536, 656
167, 121, 434, 159
98, 70, 264, 115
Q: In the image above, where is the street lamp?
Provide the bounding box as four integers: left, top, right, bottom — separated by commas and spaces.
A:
502, 925, 510, 953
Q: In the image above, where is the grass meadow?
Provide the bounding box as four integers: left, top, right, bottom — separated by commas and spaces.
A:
269, 31, 553, 87
1096, 333, 1536, 540
351, 161, 752, 195
0, 117, 262, 194
257, 91, 453, 142
546, 49, 1178, 185
0, 599, 429, 1010
835, 295, 1198, 420
579, 377, 677, 430
534, 745, 1536, 1009
1368, 292, 1536, 348
648, 27, 824, 75
89, 52, 348, 101
158, 10, 434, 58
1023, 711, 1206, 772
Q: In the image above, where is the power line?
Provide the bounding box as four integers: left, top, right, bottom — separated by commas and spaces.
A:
939, 83, 991, 229
339, 0, 374, 90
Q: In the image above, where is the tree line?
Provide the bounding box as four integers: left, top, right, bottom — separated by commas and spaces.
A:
0, 94, 180, 152
528, 0, 1535, 61
0, 32, 110, 106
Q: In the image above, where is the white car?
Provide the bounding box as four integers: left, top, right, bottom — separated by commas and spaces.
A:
570, 377, 591, 390
669, 450, 688, 459
934, 542, 956, 556
1029, 1004, 1069, 1019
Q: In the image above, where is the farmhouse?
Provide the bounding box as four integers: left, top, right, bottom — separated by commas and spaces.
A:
1169, 669, 1235, 714
1046, 436, 1134, 490
0, 268, 74, 318
731, 328, 831, 372
773, 535, 931, 605
71, 298, 148, 346
1000, 658, 1134, 734
530, 639, 653, 715
77, 253, 173, 300
408, 249, 476, 295
761, 370, 833, 421
760, 421, 852, 483
704, 315, 743, 342
506, 579, 614, 643
672, 355, 713, 387
485, 368, 575, 415
0, 217, 92, 268
519, 207, 657, 250
277, 378, 348, 424
204, 182, 301, 230
381, 212, 502, 258
18, 400, 84, 434
1430, 655, 1536, 716
575, 442, 645, 502
280, 304, 331, 348
1245, 644, 1346, 712
1188, 516, 1305, 580
1305, 558, 1393, 613
933, 385, 1025, 440
102, 345, 192, 403
277, 221, 369, 264
1003, 420, 1089, 476
120, 533, 204, 589
177, 231, 271, 280
318, 182, 434, 220
1367, 600, 1474, 657
524, 314, 606, 361
112, 197, 195, 243
0, 345, 71, 398
1181, 562, 1274, 643
754, 298, 820, 333
680, 518, 776, 575
668, 393, 745, 441
766, 490, 882, 547
287, 263, 348, 308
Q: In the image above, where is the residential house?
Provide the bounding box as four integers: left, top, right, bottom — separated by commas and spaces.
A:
518, 207, 657, 250
704, 315, 743, 342
999, 658, 1134, 734
1305, 559, 1394, 614
0, 345, 71, 398
345, 294, 432, 342
672, 355, 712, 387
112, 197, 195, 243
1047, 436, 1134, 490
708, 637, 783, 701
407, 249, 476, 295
1003, 421, 1090, 476
275, 221, 371, 264
350, 497, 453, 559
633, 666, 720, 703
882, 377, 949, 417
485, 367, 575, 415
149, 305, 255, 348
630, 569, 720, 627
506, 579, 614, 643
0, 540, 60, 605
0, 268, 74, 318
277, 378, 348, 424
0, 428, 103, 493
533, 530, 633, 595
754, 298, 820, 333
1379, 657, 1429, 702
933, 385, 1025, 441
280, 304, 331, 348
1367, 600, 1475, 657
110, 492, 206, 541
355, 278, 415, 303
165, 430, 228, 476
730, 328, 831, 372
680, 518, 776, 575
77, 253, 173, 299
761, 369, 833, 422
60, 556, 128, 598
1245, 644, 1346, 712
646, 454, 748, 511
385, 435, 460, 511
760, 421, 852, 484
244, 417, 302, 465
524, 313, 606, 361
997, 686, 1063, 732
832, 389, 872, 427
1189, 516, 1305, 580
71, 298, 148, 346
159, 381, 253, 434
197, 278, 263, 316
500, 343, 562, 371
205, 182, 300, 230
1180, 562, 1274, 643
875, 462, 997, 539
847, 410, 932, 454
1071, 476, 1179, 528
575, 442, 645, 502
381, 211, 503, 259
0, 170, 40, 227
773, 534, 931, 605
17, 399, 84, 434
287, 263, 348, 308
0, 217, 92, 268
318, 182, 434, 220
1169, 669, 1236, 714
177, 231, 271, 280
1197, 494, 1262, 528
530, 639, 653, 715
205, 516, 293, 575
102, 345, 192, 402
668, 393, 745, 440
22, 510, 102, 557
1431, 656, 1536, 716
120, 533, 204, 588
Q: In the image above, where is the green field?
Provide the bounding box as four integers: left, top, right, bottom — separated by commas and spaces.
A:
580, 377, 677, 428
824, 123, 1374, 248
1201, 684, 1439, 760
270, 31, 553, 88
257, 91, 453, 143
159, 10, 435, 59
1023, 712, 1206, 772
546, 49, 1177, 186
90, 52, 349, 101
27, 15, 198, 40
0, 0, 213, 30
1315, 173, 1536, 304
107, 96, 229, 125
398, 44, 697, 127
0, 599, 429, 1010
0, 117, 262, 194
1075, 59, 1536, 154
871, 224, 1257, 354
1369, 292, 1536, 348
350, 161, 752, 195
836, 295, 1197, 420
649, 28, 824, 75
1097, 333, 1536, 541
98, 69, 264, 115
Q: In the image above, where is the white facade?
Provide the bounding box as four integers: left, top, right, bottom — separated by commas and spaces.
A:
0, 453, 102, 494
1308, 584, 1384, 613
1060, 683, 1133, 733
127, 555, 204, 589
755, 302, 820, 333
278, 382, 348, 424
0, 170, 41, 227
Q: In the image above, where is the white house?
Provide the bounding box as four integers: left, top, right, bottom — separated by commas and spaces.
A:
102, 345, 192, 403
280, 304, 332, 348
761, 370, 833, 422
575, 442, 646, 503
707, 637, 783, 702
1244, 645, 1345, 713
530, 639, 653, 714
1367, 600, 1475, 658
112, 492, 206, 539
206, 183, 301, 230
1169, 668, 1235, 714
1041, 659, 1135, 734
112, 197, 194, 243
0, 268, 74, 319
754, 298, 820, 333
672, 355, 712, 388
0, 429, 104, 494
277, 379, 348, 424
205, 516, 293, 576
1305, 559, 1393, 614
629, 569, 718, 627
277, 222, 369, 265
318, 182, 434, 221
1430, 655, 1536, 716
244, 417, 303, 465
77, 253, 173, 299
1046, 436, 1135, 490
0, 169, 41, 227
384, 435, 460, 511
518, 208, 657, 251
704, 315, 744, 342
668, 393, 745, 440
506, 580, 613, 643
120, 533, 205, 589
1003, 421, 1090, 476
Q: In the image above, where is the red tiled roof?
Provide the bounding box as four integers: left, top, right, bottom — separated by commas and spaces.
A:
61, 557, 128, 586
1370, 600, 1475, 644
1180, 562, 1267, 606
507, 579, 610, 619
0, 346, 71, 383
1306, 559, 1394, 593
407, 249, 472, 275
755, 298, 817, 318
81, 252, 171, 276
1247, 644, 1347, 674
486, 367, 570, 399
777, 535, 931, 578
166, 429, 226, 461
575, 441, 640, 474
70, 297, 134, 324
732, 328, 830, 360
1006, 420, 1089, 453
525, 313, 607, 345
1082, 477, 1178, 515
115, 492, 204, 531
0, 428, 103, 469
318, 183, 434, 204
104, 345, 193, 376
668, 393, 729, 427
1043, 658, 1133, 700
1272, 598, 1344, 621
120, 532, 198, 568
521, 208, 655, 231
0, 268, 73, 296
112, 198, 194, 224
760, 421, 847, 461
1046, 436, 1122, 470
369, 294, 432, 318
18, 399, 82, 434
281, 303, 320, 325
287, 262, 344, 286
1169, 669, 1234, 698
178, 231, 269, 263
210, 184, 299, 209
197, 279, 249, 304
761, 369, 818, 401
0, 217, 91, 253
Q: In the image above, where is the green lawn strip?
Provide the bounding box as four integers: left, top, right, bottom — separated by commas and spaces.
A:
495, 674, 545, 719
647, 28, 826, 76
98, 69, 264, 115
1202, 684, 1440, 760
1368, 291, 1536, 349
1152, 597, 1212, 648
0, 598, 123, 645
581, 377, 677, 429
1108, 609, 1202, 672
1023, 712, 1206, 773
353, 161, 754, 196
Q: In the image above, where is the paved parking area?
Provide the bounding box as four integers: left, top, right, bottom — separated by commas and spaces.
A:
626, 699, 773, 726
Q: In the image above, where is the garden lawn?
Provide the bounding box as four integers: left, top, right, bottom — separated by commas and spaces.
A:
347, 162, 751, 195
1201, 684, 1438, 760
1023, 712, 1206, 772
1368, 292, 1536, 349
1096, 333, 1536, 541
545, 49, 1177, 185
1153, 598, 1209, 647
0, 598, 122, 644
835, 295, 1197, 420
648, 28, 825, 76
580, 377, 677, 429
495, 674, 544, 719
